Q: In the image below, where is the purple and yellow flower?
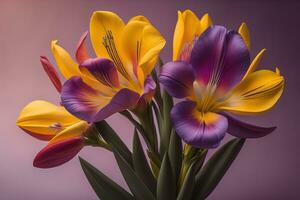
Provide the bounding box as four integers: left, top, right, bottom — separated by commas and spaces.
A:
159, 10, 284, 148
51, 11, 165, 122
17, 58, 89, 168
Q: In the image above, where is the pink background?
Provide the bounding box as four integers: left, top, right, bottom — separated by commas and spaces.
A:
1, 0, 299, 199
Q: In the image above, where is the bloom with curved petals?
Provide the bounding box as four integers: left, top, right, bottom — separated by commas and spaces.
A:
52, 11, 165, 122
160, 12, 284, 148
16, 59, 90, 168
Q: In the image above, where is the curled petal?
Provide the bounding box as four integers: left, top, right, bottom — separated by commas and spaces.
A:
173, 10, 200, 61
80, 58, 120, 88
135, 76, 156, 111
51, 40, 81, 79
238, 22, 251, 50
61, 77, 140, 122
220, 70, 284, 114
190, 26, 250, 95
49, 121, 89, 144
40, 56, 62, 93
16, 100, 80, 140
93, 88, 140, 122
33, 137, 84, 168
61, 77, 109, 122
224, 113, 276, 138
171, 101, 228, 148
242, 48, 267, 80
159, 61, 194, 98
76, 31, 89, 64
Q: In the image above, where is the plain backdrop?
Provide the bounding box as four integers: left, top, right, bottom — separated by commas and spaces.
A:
1, 0, 299, 199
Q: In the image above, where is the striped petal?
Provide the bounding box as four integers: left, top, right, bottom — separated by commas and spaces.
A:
224, 113, 276, 138
190, 26, 250, 95
16, 101, 80, 141
220, 69, 284, 114
61, 77, 140, 122
171, 101, 228, 148
135, 76, 156, 111
40, 56, 62, 93
80, 58, 120, 88
92, 88, 140, 122
76, 31, 89, 64
159, 61, 194, 98
33, 137, 84, 168
61, 77, 109, 122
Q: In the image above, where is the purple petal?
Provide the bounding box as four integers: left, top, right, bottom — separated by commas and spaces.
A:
171, 101, 228, 148
159, 61, 195, 98
80, 58, 120, 88
137, 76, 156, 107
224, 113, 276, 138
93, 88, 140, 122
190, 26, 250, 94
61, 77, 104, 122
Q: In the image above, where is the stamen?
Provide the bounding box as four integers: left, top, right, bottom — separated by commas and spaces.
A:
49, 122, 62, 130
102, 30, 130, 80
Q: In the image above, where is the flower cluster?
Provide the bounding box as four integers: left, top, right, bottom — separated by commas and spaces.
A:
16, 9, 284, 199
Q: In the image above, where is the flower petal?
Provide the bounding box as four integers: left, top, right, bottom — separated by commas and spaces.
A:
135, 76, 156, 111
33, 137, 84, 168
224, 113, 276, 138
40, 56, 62, 93
197, 13, 213, 36
76, 31, 89, 64
190, 26, 250, 94
61, 77, 109, 122
51, 40, 81, 79
238, 22, 251, 50
171, 101, 228, 148
173, 10, 200, 61
159, 61, 194, 98
90, 11, 125, 58
242, 48, 267, 80
49, 121, 89, 144
80, 58, 120, 88
16, 100, 80, 140
121, 19, 165, 78
220, 69, 284, 114
93, 88, 140, 122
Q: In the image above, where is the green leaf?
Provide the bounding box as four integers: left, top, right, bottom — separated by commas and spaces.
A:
177, 162, 197, 200
168, 130, 182, 185
193, 138, 245, 200
79, 157, 134, 200
132, 130, 156, 195
113, 149, 156, 200
157, 153, 176, 200
160, 90, 174, 156
94, 121, 132, 166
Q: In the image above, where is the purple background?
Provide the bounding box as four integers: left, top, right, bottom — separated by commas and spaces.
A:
1, 0, 299, 199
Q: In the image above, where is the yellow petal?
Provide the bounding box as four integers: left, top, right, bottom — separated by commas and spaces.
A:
49, 121, 88, 144
196, 13, 213, 36
51, 40, 81, 79
128, 15, 150, 23
220, 70, 284, 114
242, 48, 267, 80
90, 11, 125, 58
173, 10, 200, 61
173, 11, 185, 61
121, 20, 165, 80
238, 22, 251, 50
16, 100, 80, 139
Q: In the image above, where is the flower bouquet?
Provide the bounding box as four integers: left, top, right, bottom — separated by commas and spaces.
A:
16, 10, 284, 200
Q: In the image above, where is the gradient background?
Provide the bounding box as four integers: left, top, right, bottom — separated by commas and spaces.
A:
1, 0, 299, 199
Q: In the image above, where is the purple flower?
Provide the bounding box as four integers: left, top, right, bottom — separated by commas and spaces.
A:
159, 25, 284, 148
